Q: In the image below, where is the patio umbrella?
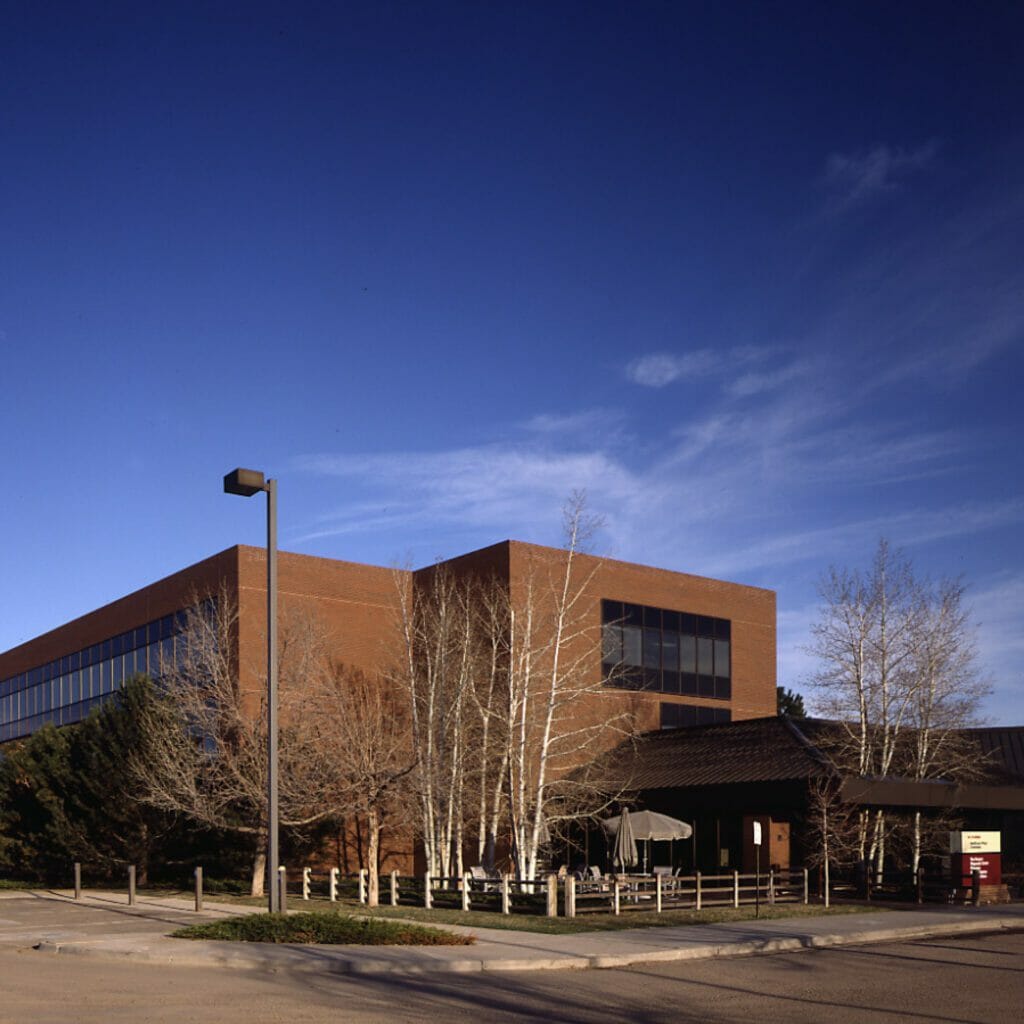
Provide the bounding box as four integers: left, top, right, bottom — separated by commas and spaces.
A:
610, 807, 638, 871
602, 810, 692, 841
603, 810, 692, 873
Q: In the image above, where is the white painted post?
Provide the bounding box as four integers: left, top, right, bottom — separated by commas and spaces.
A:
695, 871, 702, 911
768, 869, 775, 905
613, 879, 621, 915
656, 873, 663, 913
803, 868, 809, 905
461, 873, 471, 912
564, 877, 576, 918
423, 871, 432, 909
390, 870, 398, 906
733, 870, 740, 907
194, 866, 203, 912
358, 868, 367, 905
501, 873, 511, 915
329, 867, 338, 902
547, 874, 558, 917
302, 866, 311, 900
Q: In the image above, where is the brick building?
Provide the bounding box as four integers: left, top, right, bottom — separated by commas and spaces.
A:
0, 540, 777, 745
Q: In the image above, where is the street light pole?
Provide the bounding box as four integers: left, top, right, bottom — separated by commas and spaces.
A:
223, 467, 280, 914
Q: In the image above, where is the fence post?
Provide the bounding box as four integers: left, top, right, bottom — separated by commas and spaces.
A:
695, 871, 702, 911
302, 866, 311, 901
972, 869, 981, 906
803, 867, 809, 905
656, 873, 662, 913
461, 873, 471, 912
329, 867, 338, 902
613, 879, 621, 915
278, 866, 287, 913
423, 871, 432, 909
390, 870, 398, 906
128, 865, 136, 906
501, 873, 511, 915
194, 866, 203, 912
358, 868, 367, 905
546, 874, 558, 917
733, 870, 739, 908
768, 869, 775, 906
564, 877, 576, 918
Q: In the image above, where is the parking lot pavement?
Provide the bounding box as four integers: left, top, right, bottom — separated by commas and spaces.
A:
2, 889, 1023, 977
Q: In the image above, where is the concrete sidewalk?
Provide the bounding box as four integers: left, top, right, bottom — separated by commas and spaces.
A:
4, 889, 1023, 976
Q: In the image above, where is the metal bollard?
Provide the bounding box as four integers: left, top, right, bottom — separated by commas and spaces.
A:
302, 866, 311, 900
656, 873, 662, 913
329, 867, 338, 902
278, 866, 287, 913
194, 866, 203, 912
74, 862, 82, 901
128, 865, 136, 906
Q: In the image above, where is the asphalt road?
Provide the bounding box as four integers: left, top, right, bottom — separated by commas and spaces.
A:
1, 930, 1022, 1024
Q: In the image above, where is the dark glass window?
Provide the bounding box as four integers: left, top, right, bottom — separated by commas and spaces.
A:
602, 600, 622, 623
601, 600, 732, 702
660, 702, 732, 730
697, 637, 713, 676
622, 625, 642, 667
642, 628, 661, 669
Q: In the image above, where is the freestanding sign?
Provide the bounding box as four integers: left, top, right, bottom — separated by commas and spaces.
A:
753, 821, 763, 917
950, 831, 1001, 887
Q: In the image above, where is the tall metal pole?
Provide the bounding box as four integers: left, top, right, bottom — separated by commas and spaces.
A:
267, 478, 279, 914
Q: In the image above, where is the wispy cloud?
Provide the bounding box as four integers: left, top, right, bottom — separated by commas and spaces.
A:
625, 349, 719, 387
823, 140, 938, 211
625, 345, 784, 390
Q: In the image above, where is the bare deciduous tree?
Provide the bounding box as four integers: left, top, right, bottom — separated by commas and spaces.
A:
308, 665, 417, 906
808, 540, 990, 878
394, 493, 640, 882
128, 587, 338, 896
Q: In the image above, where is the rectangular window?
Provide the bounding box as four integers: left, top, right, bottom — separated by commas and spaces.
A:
602, 624, 622, 665
697, 637, 713, 676
642, 627, 661, 670
601, 599, 732, 701
622, 625, 642, 667
661, 632, 679, 673
714, 639, 730, 678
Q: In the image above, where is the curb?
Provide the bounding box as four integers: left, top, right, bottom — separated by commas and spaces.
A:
33, 916, 1022, 976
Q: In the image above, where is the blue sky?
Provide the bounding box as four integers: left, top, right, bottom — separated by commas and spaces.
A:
2, 2, 1022, 721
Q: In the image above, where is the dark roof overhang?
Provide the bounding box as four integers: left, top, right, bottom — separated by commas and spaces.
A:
838, 776, 1024, 811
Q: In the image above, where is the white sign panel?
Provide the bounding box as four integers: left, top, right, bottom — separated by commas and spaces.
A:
753, 821, 762, 847
949, 831, 1001, 854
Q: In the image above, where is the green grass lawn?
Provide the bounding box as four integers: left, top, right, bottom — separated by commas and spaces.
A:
172, 910, 475, 945
356, 901, 877, 935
